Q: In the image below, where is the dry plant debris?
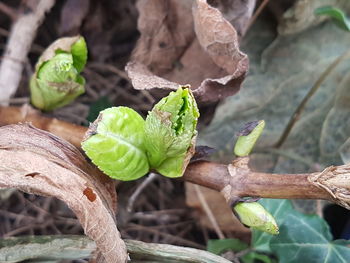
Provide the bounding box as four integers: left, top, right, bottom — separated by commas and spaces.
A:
0, 124, 127, 262
126, 0, 249, 104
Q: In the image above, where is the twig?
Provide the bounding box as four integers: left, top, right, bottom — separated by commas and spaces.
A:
0, 0, 55, 106
0, 2, 18, 20
246, 0, 269, 32
127, 173, 159, 213
193, 184, 225, 239
125, 223, 205, 249
274, 48, 350, 148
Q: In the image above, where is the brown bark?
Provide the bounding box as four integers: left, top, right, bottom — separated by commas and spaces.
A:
0, 106, 85, 148
185, 161, 329, 201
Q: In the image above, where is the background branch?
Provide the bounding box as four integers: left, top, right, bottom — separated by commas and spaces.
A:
0, 0, 55, 105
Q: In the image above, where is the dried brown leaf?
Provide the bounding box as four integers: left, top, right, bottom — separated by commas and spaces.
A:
127, 0, 248, 104
126, 61, 179, 92
208, 0, 256, 37
193, 0, 248, 75
0, 124, 127, 263
132, 0, 194, 75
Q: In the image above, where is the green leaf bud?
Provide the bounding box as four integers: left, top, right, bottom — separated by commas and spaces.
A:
81, 107, 149, 181
145, 86, 199, 178
233, 202, 279, 235
234, 120, 265, 157
30, 36, 87, 111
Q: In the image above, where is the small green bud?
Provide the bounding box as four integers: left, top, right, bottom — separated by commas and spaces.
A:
30, 36, 87, 111
145, 86, 199, 178
233, 202, 279, 235
81, 107, 149, 181
234, 120, 265, 157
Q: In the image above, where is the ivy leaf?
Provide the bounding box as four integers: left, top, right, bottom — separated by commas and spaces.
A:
199, 13, 350, 215
82, 107, 149, 181
270, 212, 350, 263
207, 238, 248, 255
252, 199, 294, 252
315, 6, 350, 31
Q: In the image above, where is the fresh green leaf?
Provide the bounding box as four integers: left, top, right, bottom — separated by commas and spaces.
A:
70, 36, 88, 73
30, 36, 87, 111
145, 87, 199, 178
234, 202, 279, 235
315, 6, 350, 31
82, 107, 149, 181
207, 238, 248, 255
270, 212, 350, 263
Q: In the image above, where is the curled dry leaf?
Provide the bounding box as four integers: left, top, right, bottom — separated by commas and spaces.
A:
208, 0, 256, 37
0, 124, 127, 263
126, 0, 248, 104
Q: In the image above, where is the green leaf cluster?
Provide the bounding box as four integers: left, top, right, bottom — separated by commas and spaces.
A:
81, 87, 199, 181
30, 36, 87, 111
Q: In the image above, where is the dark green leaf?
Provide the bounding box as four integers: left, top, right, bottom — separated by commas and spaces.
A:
270, 212, 350, 263
207, 239, 248, 255
252, 199, 293, 252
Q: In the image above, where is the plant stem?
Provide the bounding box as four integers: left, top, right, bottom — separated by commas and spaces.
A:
184, 161, 329, 201
0, 105, 335, 202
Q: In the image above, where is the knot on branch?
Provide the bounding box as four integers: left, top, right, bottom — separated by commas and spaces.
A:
221, 157, 251, 204
308, 165, 350, 209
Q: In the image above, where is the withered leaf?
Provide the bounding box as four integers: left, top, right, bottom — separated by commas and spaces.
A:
208, 0, 256, 37
0, 124, 127, 263
126, 0, 248, 104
